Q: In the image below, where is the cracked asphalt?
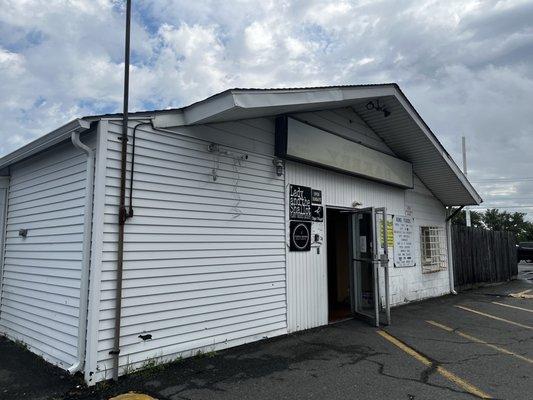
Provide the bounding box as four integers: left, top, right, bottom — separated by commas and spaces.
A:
1, 267, 532, 400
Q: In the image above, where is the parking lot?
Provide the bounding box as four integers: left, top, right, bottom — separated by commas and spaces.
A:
1, 273, 532, 400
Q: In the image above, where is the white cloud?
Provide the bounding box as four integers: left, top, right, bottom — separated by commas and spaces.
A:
245, 21, 275, 52
0, 0, 533, 215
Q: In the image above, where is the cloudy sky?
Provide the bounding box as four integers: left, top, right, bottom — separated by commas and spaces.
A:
1, 0, 532, 215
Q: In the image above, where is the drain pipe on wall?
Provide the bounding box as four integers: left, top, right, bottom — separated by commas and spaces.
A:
445, 206, 463, 296
68, 131, 95, 374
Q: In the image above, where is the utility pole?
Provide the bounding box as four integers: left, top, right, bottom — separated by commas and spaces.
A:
112, 0, 131, 382
462, 136, 471, 227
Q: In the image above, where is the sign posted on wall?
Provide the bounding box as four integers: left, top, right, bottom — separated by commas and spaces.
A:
289, 185, 312, 221
393, 215, 415, 267
289, 221, 311, 251
379, 219, 394, 249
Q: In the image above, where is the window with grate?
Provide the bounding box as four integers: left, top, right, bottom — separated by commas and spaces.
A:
420, 226, 447, 273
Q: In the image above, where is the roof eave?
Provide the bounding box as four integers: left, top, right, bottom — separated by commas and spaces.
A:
391, 88, 482, 206
155, 85, 481, 206
0, 118, 91, 171
181, 85, 399, 125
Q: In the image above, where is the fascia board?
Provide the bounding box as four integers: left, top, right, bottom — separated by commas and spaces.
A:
0, 119, 91, 170
391, 88, 482, 205
181, 86, 399, 126
149, 84, 480, 206
152, 111, 186, 128
183, 92, 237, 125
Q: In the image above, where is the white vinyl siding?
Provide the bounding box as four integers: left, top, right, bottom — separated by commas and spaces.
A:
95, 120, 286, 378
0, 136, 94, 368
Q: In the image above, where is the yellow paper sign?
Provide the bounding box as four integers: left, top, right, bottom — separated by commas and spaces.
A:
380, 220, 394, 248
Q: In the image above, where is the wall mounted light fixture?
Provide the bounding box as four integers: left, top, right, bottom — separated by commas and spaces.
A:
272, 158, 284, 177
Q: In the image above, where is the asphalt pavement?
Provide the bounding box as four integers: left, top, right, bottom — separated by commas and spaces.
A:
1, 267, 531, 400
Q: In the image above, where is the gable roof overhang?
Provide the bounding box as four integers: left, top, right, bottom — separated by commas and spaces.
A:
0, 84, 481, 206
154, 84, 481, 206
0, 118, 91, 172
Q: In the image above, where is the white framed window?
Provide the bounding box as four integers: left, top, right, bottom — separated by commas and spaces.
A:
420, 226, 447, 273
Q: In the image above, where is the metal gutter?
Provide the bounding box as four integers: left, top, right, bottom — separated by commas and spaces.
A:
0, 119, 91, 170
68, 131, 95, 374
83, 120, 108, 385
446, 209, 457, 295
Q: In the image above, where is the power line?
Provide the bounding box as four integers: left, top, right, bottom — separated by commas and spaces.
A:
471, 177, 533, 183
469, 205, 533, 209
478, 197, 533, 201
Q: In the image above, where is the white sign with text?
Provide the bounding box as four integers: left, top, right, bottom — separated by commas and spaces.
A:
393, 215, 415, 267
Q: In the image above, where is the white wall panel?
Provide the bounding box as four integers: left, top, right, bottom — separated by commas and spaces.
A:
0, 135, 95, 368
285, 108, 449, 332
286, 161, 405, 332
95, 120, 286, 379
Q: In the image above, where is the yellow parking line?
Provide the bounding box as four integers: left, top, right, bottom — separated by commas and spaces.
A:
455, 305, 533, 330
426, 320, 533, 364
492, 301, 533, 314
377, 330, 492, 399
512, 289, 532, 296
509, 288, 533, 299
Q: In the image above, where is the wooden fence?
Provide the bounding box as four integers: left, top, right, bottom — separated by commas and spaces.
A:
452, 225, 518, 290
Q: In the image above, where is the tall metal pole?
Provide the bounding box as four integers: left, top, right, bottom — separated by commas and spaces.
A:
462, 136, 471, 227
112, 0, 131, 381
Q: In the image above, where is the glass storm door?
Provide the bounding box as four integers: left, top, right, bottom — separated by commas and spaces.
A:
352, 207, 379, 326
351, 207, 390, 327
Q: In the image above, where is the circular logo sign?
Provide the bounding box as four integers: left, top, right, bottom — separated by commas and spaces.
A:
292, 222, 310, 251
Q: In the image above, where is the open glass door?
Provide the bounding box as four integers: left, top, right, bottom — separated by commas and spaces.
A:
351, 207, 391, 327
351, 207, 380, 326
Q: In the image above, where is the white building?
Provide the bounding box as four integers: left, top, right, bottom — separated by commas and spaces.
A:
0, 84, 481, 384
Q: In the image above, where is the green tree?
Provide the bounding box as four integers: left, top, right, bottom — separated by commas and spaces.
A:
451, 208, 533, 242
482, 208, 533, 242
451, 209, 483, 227
522, 223, 533, 243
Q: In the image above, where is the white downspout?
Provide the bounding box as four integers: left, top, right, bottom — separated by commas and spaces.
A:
446, 210, 457, 295
68, 131, 95, 374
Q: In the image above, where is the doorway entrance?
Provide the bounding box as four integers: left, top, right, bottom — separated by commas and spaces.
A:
326, 207, 391, 326
326, 208, 352, 322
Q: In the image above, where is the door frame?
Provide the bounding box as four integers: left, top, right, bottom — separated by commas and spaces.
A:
325, 206, 357, 324
324, 205, 391, 327
350, 207, 379, 326
350, 207, 391, 327
375, 207, 391, 325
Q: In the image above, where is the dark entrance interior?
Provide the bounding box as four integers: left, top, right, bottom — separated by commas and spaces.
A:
326, 208, 352, 322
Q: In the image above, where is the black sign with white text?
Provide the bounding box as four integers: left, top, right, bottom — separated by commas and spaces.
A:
290, 221, 311, 251
289, 185, 312, 221
311, 189, 322, 204
311, 205, 323, 222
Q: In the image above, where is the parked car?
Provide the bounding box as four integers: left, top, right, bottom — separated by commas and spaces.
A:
517, 242, 533, 262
